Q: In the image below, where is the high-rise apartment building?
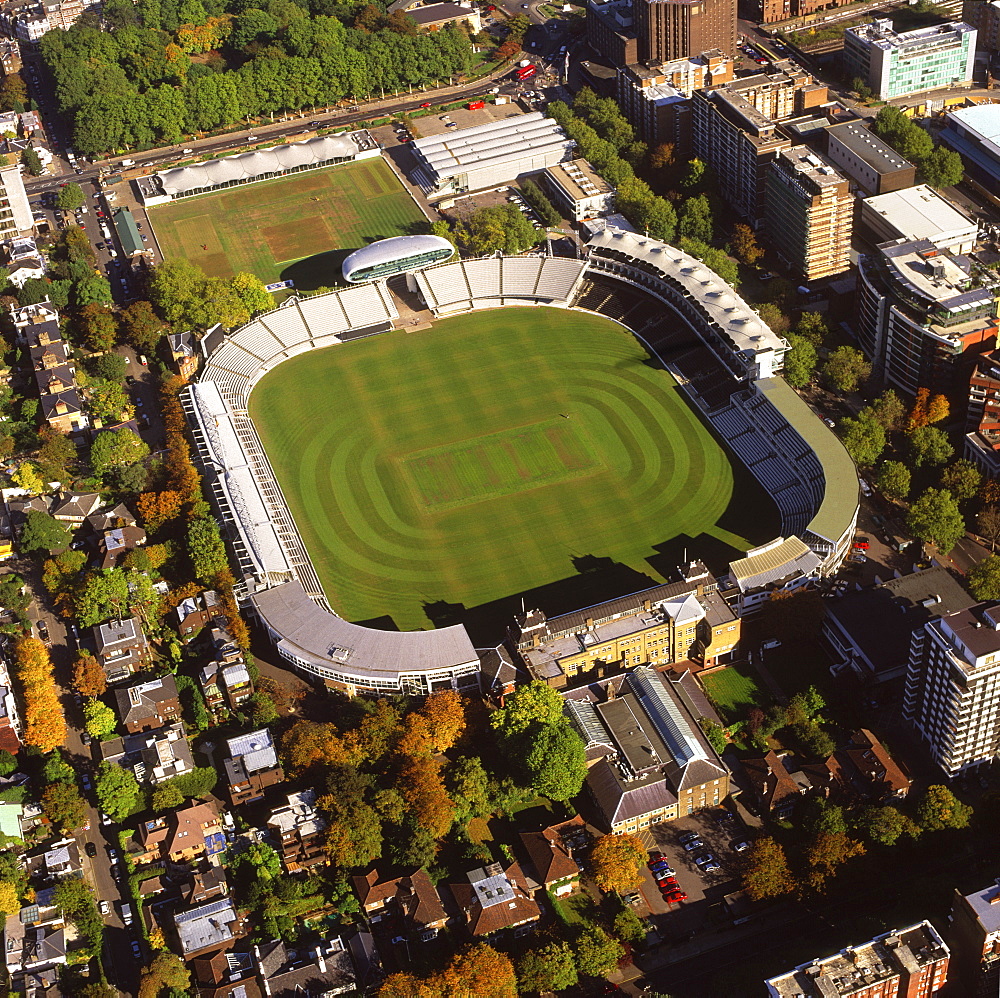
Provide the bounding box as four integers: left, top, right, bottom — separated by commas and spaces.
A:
634, 0, 736, 64
765, 146, 852, 281
963, 0, 1000, 51
965, 350, 1000, 478
948, 882, 1000, 997
691, 68, 828, 225
756, 0, 861, 25
765, 921, 950, 998
856, 236, 998, 399
0, 164, 32, 240
903, 601, 1000, 777
843, 19, 976, 100
616, 50, 732, 149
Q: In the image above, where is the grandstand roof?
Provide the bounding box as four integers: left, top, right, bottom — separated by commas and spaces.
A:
586, 228, 787, 361
342, 234, 454, 282
411, 112, 573, 181
755, 377, 858, 545
252, 579, 479, 681
156, 133, 363, 196
729, 536, 821, 591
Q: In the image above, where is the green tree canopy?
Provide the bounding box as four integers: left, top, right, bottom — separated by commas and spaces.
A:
742, 836, 795, 901
522, 721, 587, 802
91, 427, 149, 477
907, 425, 954, 468
865, 389, 906, 432
856, 804, 921, 846
678, 194, 713, 243
574, 923, 624, 979
74, 568, 129, 627
822, 346, 870, 393
489, 681, 566, 739
783, 333, 818, 388
840, 415, 885, 468
517, 941, 578, 994
876, 460, 911, 500
186, 516, 229, 583
916, 784, 973, 831
907, 488, 965, 553
83, 698, 117, 739
968, 555, 1000, 601
19, 511, 71, 555
940, 459, 981, 501
96, 761, 142, 821
55, 183, 85, 210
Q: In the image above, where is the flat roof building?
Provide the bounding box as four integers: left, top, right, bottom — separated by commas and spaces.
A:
843, 19, 976, 100
860, 184, 978, 255
633, 0, 736, 65
948, 881, 1000, 996
542, 159, 614, 221
940, 102, 1000, 206
765, 145, 852, 281
765, 920, 950, 996
406, 2, 480, 31
824, 120, 917, 196
409, 112, 575, 197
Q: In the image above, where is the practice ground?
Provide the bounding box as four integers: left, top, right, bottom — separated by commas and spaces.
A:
249, 308, 759, 631
148, 159, 425, 290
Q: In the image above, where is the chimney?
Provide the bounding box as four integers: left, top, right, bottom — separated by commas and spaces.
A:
606, 683, 617, 701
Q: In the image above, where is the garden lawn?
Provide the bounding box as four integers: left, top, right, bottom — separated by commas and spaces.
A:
701, 663, 770, 723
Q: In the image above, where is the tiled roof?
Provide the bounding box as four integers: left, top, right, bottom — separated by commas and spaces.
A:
741, 751, 803, 810
518, 817, 583, 886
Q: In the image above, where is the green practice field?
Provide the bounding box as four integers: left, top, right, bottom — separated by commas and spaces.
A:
148, 159, 425, 290
249, 309, 753, 631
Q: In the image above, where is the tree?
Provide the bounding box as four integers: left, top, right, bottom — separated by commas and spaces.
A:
420, 689, 466, 753
12, 463, 45, 496
908, 488, 965, 553
0, 880, 18, 917
941, 459, 981, 502
795, 312, 829, 348
908, 387, 930, 430
589, 833, 646, 894
151, 782, 184, 812
742, 836, 795, 901
186, 516, 229, 583
699, 717, 727, 754
840, 415, 885, 468
55, 183, 85, 211
72, 653, 106, 697
36, 427, 76, 484
968, 555, 1000, 601
907, 426, 954, 468
927, 393, 950, 425
136, 491, 184, 532
19, 512, 70, 555
95, 761, 142, 822
916, 784, 973, 831
83, 698, 117, 739
229, 271, 272, 316
522, 722, 586, 801
731, 222, 763, 266
783, 333, 817, 388
249, 690, 278, 726
575, 923, 624, 978
856, 804, 921, 846
756, 302, 790, 335
90, 427, 149, 479
74, 569, 129, 627
978, 504, 1000, 552
681, 157, 705, 188
489, 681, 566, 739
120, 300, 165, 353
88, 381, 133, 424
876, 460, 911, 501
0, 574, 29, 625
74, 303, 117, 352
823, 346, 870, 393
138, 951, 190, 998
21, 148, 43, 177
400, 755, 455, 838
14, 637, 66, 753
678, 194, 713, 243
41, 781, 88, 832
921, 145, 964, 188
0, 751, 17, 778
866, 389, 906, 432
613, 907, 647, 945
804, 831, 865, 891
517, 941, 578, 994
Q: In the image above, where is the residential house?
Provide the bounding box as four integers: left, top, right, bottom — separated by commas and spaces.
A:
565, 668, 731, 833
449, 862, 540, 939
134, 801, 224, 865
255, 938, 356, 997
86, 502, 137, 534
0, 39, 21, 75
267, 791, 328, 874
114, 675, 181, 734
0, 653, 22, 752
180, 868, 229, 906
97, 523, 147, 569
174, 899, 242, 960
100, 722, 194, 785
223, 729, 284, 806
351, 867, 448, 940
740, 750, 810, 819
477, 644, 525, 700
3, 904, 65, 977
93, 616, 150, 683
168, 331, 199, 380
200, 660, 254, 716
191, 949, 261, 998
50, 491, 101, 525
518, 816, 586, 897
834, 729, 911, 802
177, 590, 221, 638
24, 839, 81, 882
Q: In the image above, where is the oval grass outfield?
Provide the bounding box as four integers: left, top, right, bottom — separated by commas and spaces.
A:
249, 307, 748, 631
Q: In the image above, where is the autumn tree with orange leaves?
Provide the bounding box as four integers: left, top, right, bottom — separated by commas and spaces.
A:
400, 755, 455, 839
588, 832, 647, 895
908, 387, 930, 429
379, 943, 516, 998
136, 491, 184, 533
15, 637, 66, 753
280, 720, 361, 776
72, 652, 106, 698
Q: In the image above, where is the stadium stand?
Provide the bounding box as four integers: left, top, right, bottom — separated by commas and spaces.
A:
501, 256, 544, 296
259, 307, 310, 348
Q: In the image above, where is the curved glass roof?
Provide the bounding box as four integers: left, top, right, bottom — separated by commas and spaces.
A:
342, 235, 455, 282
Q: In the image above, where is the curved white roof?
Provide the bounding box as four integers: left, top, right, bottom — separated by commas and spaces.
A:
342, 234, 454, 280
157, 134, 362, 196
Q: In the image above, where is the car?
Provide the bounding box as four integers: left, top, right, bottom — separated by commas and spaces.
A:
853, 539, 870, 550
130, 940, 142, 959
98, 900, 110, 915
823, 417, 836, 428
678, 831, 699, 844
733, 840, 750, 853
80, 773, 91, 791
859, 478, 872, 497
446, 121, 458, 127
420, 101, 431, 108
81, 731, 91, 746
85, 841, 97, 858
139, 354, 148, 366
658, 880, 679, 894
125, 376, 136, 386
649, 859, 671, 872
36, 620, 48, 640
695, 854, 721, 872
101, 812, 112, 826
657, 875, 679, 888
759, 270, 774, 281
682, 838, 704, 851
623, 892, 641, 905
663, 889, 687, 903
398, 135, 411, 143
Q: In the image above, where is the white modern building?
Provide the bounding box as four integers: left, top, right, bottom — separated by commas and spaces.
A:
409, 112, 575, 197
342, 235, 454, 283
542, 160, 614, 221
843, 19, 976, 101
860, 184, 978, 255
0, 164, 33, 238
903, 601, 1000, 776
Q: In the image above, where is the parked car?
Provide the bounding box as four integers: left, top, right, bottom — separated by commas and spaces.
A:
101, 812, 112, 826
663, 888, 687, 903
99, 900, 110, 915
85, 842, 97, 858
80, 773, 91, 791
695, 854, 721, 872
682, 837, 704, 852
649, 860, 672, 873
130, 940, 142, 958
733, 840, 750, 853
81, 732, 91, 746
